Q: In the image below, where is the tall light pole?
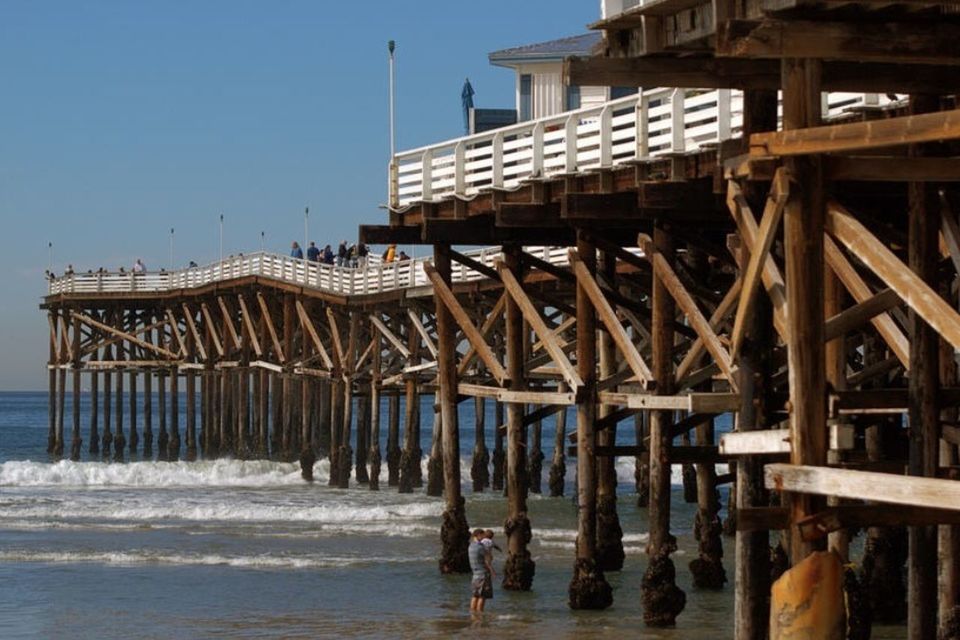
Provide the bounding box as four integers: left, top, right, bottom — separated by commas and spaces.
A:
169, 227, 175, 270
304, 206, 309, 259
219, 214, 224, 263
260, 230, 265, 253
47, 241, 52, 275
388, 40, 396, 161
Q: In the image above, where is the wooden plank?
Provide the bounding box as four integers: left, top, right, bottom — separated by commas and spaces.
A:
71, 311, 178, 360
640, 234, 739, 392
598, 391, 740, 412
458, 382, 576, 405
823, 288, 902, 343
181, 304, 207, 361
250, 359, 283, 373
199, 303, 225, 357
570, 250, 653, 389
720, 429, 791, 456
826, 156, 960, 183
765, 464, 960, 513
497, 262, 582, 389
719, 19, 960, 66
217, 296, 242, 351
824, 234, 910, 368
531, 316, 576, 353
495, 202, 563, 228
424, 264, 506, 385
751, 107, 960, 157
561, 192, 638, 220
729, 168, 789, 362
236, 294, 263, 358
940, 192, 960, 276
58, 315, 74, 362
667, 412, 719, 440
165, 309, 188, 357
256, 293, 284, 363
827, 202, 960, 352
293, 299, 331, 370
370, 314, 412, 359
406, 309, 437, 359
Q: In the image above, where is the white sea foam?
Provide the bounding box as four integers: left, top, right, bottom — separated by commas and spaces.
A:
0, 549, 426, 569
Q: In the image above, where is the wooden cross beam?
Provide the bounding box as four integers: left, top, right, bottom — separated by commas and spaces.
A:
236, 294, 263, 358
199, 303, 225, 357
496, 260, 583, 390
293, 299, 331, 370
823, 288, 902, 343
406, 309, 438, 359
370, 314, 411, 359
639, 234, 739, 393
256, 293, 284, 363
165, 309, 188, 358
216, 296, 243, 352
570, 249, 654, 389
81, 316, 169, 356
325, 308, 346, 372
728, 167, 789, 363
823, 221, 911, 367
675, 278, 741, 382
726, 180, 788, 341
71, 311, 178, 360
457, 294, 505, 377
424, 263, 506, 385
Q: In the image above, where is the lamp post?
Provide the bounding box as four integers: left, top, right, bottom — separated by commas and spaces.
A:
219, 213, 224, 279
169, 227, 175, 270
304, 206, 309, 260
260, 231, 265, 253
47, 241, 52, 275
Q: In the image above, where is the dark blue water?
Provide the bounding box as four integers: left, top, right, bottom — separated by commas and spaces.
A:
0, 392, 904, 638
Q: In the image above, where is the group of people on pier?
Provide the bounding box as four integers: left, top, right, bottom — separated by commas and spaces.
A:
291, 239, 371, 268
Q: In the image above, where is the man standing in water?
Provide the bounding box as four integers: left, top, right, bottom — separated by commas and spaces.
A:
469, 528, 494, 612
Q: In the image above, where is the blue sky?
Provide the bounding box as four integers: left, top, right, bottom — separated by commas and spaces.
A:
0, 1, 597, 390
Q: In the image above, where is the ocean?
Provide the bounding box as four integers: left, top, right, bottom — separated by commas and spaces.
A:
0, 391, 905, 638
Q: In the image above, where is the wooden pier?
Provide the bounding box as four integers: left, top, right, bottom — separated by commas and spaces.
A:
42, 1, 960, 636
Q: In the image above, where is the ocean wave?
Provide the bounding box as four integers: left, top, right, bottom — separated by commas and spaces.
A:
0, 549, 427, 570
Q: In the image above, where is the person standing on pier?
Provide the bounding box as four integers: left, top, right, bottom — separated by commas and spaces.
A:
469, 528, 494, 613
336, 240, 348, 266
306, 241, 320, 262
290, 242, 303, 259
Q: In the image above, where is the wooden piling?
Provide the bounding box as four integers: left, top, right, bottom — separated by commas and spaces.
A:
128, 369, 138, 455
399, 315, 422, 493
427, 401, 443, 497
596, 250, 624, 573
89, 368, 99, 455
528, 406, 544, 495
492, 397, 505, 492
47, 311, 57, 455
641, 226, 684, 625
503, 244, 536, 592
186, 368, 197, 461
113, 337, 125, 460
101, 346, 112, 456
355, 393, 370, 484
55, 312, 66, 459
548, 386, 567, 498
387, 390, 400, 486
157, 370, 168, 459
471, 397, 489, 492
143, 364, 152, 458
168, 366, 179, 460
907, 93, 940, 640
369, 336, 382, 491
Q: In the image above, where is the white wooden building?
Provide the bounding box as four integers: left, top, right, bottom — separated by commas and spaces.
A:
488, 33, 635, 122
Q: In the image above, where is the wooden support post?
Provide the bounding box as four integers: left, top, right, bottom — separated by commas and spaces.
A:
596, 250, 624, 573
168, 366, 179, 460
939, 273, 960, 636
337, 311, 358, 489
369, 336, 382, 491
186, 366, 197, 461
503, 244, 535, 592
907, 93, 940, 640
281, 296, 294, 460
387, 388, 401, 487
427, 400, 443, 498
89, 367, 100, 456
399, 315, 422, 493
238, 368, 249, 459
568, 236, 610, 608
55, 311, 67, 458
492, 333, 506, 493
113, 324, 125, 460
101, 343, 113, 457
782, 57, 828, 566
299, 305, 316, 480
642, 226, 685, 625
128, 368, 138, 456
471, 397, 489, 492
270, 372, 281, 460
143, 360, 153, 459
47, 311, 57, 455
549, 383, 568, 498
355, 393, 370, 484
434, 244, 471, 574
528, 405, 544, 495
70, 313, 82, 461
157, 369, 167, 459
733, 85, 778, 640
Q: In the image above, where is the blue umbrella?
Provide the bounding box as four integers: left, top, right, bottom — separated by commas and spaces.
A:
462, 78, 475, 135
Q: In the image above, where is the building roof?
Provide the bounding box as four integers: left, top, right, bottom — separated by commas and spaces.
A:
488, 33, 602, 67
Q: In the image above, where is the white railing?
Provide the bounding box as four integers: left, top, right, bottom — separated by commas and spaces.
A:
46, 246, 594, 297
390, 88, 903, 207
